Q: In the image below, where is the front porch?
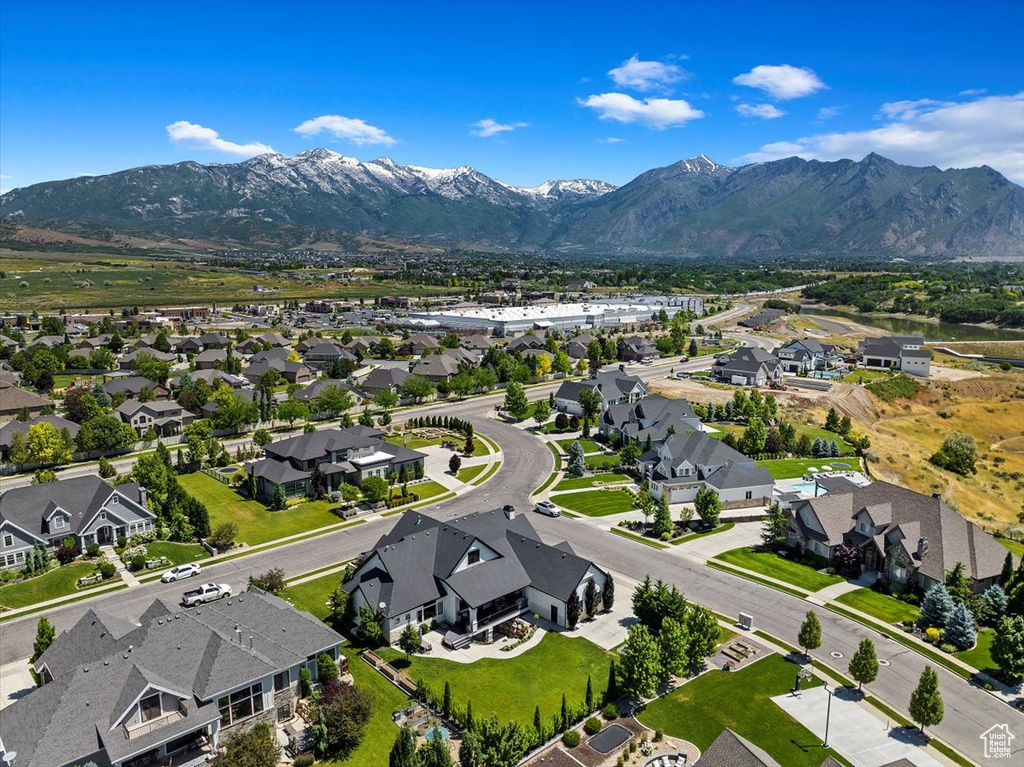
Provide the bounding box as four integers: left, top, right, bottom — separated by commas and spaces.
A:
443, 593, 529, 650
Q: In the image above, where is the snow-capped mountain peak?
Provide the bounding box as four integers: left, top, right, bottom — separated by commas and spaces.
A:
674, 154, 730, 175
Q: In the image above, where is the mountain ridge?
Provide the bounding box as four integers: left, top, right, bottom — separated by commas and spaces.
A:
2, 151, 1021, 257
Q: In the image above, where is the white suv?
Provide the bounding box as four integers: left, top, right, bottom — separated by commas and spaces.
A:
161, 563, 202, 583
534, 500, 561, 517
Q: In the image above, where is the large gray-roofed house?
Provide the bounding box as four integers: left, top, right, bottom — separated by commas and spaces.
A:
3, 589, 344, 767
787, 481, 1011, 591
599, 394, 702, 445
554, 368, 647, 416
858, 335, 931, 377
344, 507, 608, 648
0, 476, 156, 570
640, 429, 774, 505
712, 346, 783, 386
0, 382, 52, 422
0, 414, 79, 461
360, 366, 411, 396
102, 375, 170, 400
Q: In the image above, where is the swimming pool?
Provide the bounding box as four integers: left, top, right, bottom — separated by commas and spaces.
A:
794, 481, 826, 497
425, 725, 450, 742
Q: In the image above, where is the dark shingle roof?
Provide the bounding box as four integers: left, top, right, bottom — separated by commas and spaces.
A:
698, 728, 781, 767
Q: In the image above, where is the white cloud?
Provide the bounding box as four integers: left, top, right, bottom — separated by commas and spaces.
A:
166, 121, 273, 157
816, 106, 843, 121
738, 92, 1024, 184
733, 64, 826, 100
578, 93, 704, 129
293, 115, 396, 146
470, 118, 530, 138
736, 103, 785, 120
598, 137, 626, 144
608, 54, 686, 92
959, 88, 987, 96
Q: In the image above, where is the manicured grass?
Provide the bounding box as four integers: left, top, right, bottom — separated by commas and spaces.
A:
839, 369, 891, 384
638, 654, 847, 767
178, 472, 342, 546
457, 464, 487, 483
670, 522, 735, 545
0, 562, 98, 609
714, 547, 842, 592
53, 373, 99, 390
609, 527, 669, 549
556, 438, 603, 454
377, 632, 615, 725
386, 433, 489, 456
996, 537, 1024, 559
757, 458, 854, 480
707, 561, 809, 599
553, 472, 633, 492
554, 489, 636, 516
281, 571, 345, 622
397, 480, 448, 500
955, 628, 996, 673
328, 647, 411, 767
834, 588, 919, 624
144, 541, 210, 567
711, 422, 854, 455
585, 453, 622, 470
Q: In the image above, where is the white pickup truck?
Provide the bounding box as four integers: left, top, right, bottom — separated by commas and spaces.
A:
181, 582, 232, 607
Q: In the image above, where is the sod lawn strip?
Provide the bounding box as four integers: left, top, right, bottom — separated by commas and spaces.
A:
556, 438, 604, 454
954, 628, 996, 673
834, 588, 919, 624
178, 472, 342, 546
552, 472, 632, 492
756, 458, 856, 480
457, 464, 487, 483
585, 453, 622, 470
713, 547, 842, 592
281, 571, 344, 622
706, 561, 808, 599
609, 527, 668, 549
996, 537, 1024, 558
637, 654, 850, 767
377, 633, 615, 725
553, 489, 636, 516
0, 562, 99, 609
670, 522, 735, 545
397, 480, 448, 500
144, 541, 210, 567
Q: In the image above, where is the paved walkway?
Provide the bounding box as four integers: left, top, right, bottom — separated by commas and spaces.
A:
0, 660, 35, 710
773, 686, 943, 767
814, 575, 872, 602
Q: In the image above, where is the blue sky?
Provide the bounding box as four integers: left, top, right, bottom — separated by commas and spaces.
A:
2, 0, 1023, 192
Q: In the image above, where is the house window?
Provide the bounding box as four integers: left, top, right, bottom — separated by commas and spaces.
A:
140, 693, 162, 722
218, 683, 264, 726
100, 512, 107, 521
273, 671, 289, 692
2, 534, 12, 548
53, 516, 66, 529
467, 549, 480, 565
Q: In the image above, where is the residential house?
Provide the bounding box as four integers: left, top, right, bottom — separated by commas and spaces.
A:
699, 729, 781, 767
243, 358, 315, 386
119, 348, 178, 371
103, 376, 170, 401
401, 333, 440, 356
712, 347, 783, 387
343, 506, 609, 647
29, 335, 67, 349
197, 332, 231, 349
249, 346, 293, 364
0, 381, 51, 422
640, 430, 774, 505
303, 342, 357, 370
75, 334, 113, 351
344, 336, 375, 358
409, 355, 460, 383
565, 332, 598, 360
600, 394, 703, 446
565, 279, 596, 294
0, 476, 155, 567
0, 415, 79, 462
175, 337, 204, 355
247, 426, 426, 502
441, 346, 478, 368
617, 335, 657, 363
193, 348, 228, 370
360, 367, 411, 397
176, 369, 246, 390
117, 400, 195, 438
774, 338, 839, 375
291, 378, 363, 407
2, 589, 343, 767
460, 334, 493, 356
506, 334, 546, 354
858, 336, 931, 377
554, 368, 647, 416
786, 481, 1009, 591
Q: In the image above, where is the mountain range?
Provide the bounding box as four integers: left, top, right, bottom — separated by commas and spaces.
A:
2, 149, 1021, 257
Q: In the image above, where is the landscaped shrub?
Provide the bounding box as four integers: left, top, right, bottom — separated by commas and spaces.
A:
562, 731, 581, 748
925, 627, 941, 643
299, 667, 311, 698
654, 730, 663, 742
98, 559, 116, 579
584, 717, 602, 735
55, 538, 81, 565
293, 755, 315, 767
317, 652, 339, 684
939, 642, 957, 654
85, 542, 101, 558
130, 553, 147, 572
602, 703, 619, 720
116, 536, 127, 549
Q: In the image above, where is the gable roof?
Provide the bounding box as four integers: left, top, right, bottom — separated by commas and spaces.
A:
0, 415, 80, 449
699, 728, 781, 767
102, 376, 165, 395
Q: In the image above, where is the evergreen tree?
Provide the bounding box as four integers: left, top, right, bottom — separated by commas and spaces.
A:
389, 725, 418, 767
982, 583, 1008, 619
560, 692, 568, 732
566, 590, 581, 628
584, 580, 599, 617
991, 615, 1024, 680
908, 666, 944, 734
848, 638, 879, 691
944, 561, 972, 604
921, 584, 955, 627
272, 483, 287, 511
798, 611, 822, 657
760, 501, 787, 548
533, 704, 542, 734
585, 675, 594, 712
652, 493, 673, 538
829, 440, 840, 458
1000, 551, 1015, 586
602, 572, 615, 612
566, 440, 586, 478
465, 699, 474, 733
443, 681, 452, 719
31, 616, 55, 665
944, 602, 977, 651
824, 407, 842, 432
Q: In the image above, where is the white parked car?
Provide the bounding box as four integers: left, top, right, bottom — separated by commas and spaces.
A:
534, 500, 561, 517
181, 582, 232, 607
161, 563, 202, 583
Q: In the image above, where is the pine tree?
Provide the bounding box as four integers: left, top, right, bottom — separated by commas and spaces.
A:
443, 681, 452, 719
389, 725, 417, 767
798, 611, 822, 657
567, 440, 586, 478
534, 704, 542, 734
982, 584, 1008, 618
465, 699, 474, 732
944, 602, 977, 651
585, 675, 594, 712
848, 638, 879, 691
605, 659, 618, 704
1000, 551, 1015, 586
31, 616, 55, 665
272, 482, 287, 511
944, 561, 971, 604
602, 572, 615, 612
567, 590, 581, 628
908, 666, 944, 734
652, 492, 673, 538
560, 692, 568, 731
921, 584, 955, 627
761, 501, 786, 548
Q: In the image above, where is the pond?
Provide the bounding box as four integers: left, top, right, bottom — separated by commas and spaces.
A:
801, 306, 1024, 342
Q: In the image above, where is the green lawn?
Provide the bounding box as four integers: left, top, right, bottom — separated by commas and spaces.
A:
281, 571, 344, 622
0, 562, 98, 609
457, 464, 487, 483
638, 654, 848, 767
395, 480, 448, 501
377, 632, 615, 725
757, 458, 855, 480
955, 628, 996, 673
553, 489, 636, 516
553, 472, 633, 492
671, 522, 736, 546
144, 541, 210, 567
386, 433, 489, 456
834, 588, 919, 624
712, 422, 854, 456
53, 373, 99, 390
556, 438, 603, 454
585, 453, 622, 470
996, 537, 1024, 559
178, 473, 342, 546
714, 547, 842, 592
839, 369, 892, 384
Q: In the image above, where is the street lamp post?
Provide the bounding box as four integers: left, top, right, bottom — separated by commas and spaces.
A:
822, 682, 834, 748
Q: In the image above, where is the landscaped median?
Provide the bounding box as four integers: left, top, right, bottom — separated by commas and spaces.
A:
712, 547, 843, 592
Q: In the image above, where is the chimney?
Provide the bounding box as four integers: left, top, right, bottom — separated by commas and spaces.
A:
931, 492, 941, 499
619, 364, 625, 373
138, 487, 148, 507
249, 636, 254, 650
504, 505, 516, 520
917, 537, 929, 558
